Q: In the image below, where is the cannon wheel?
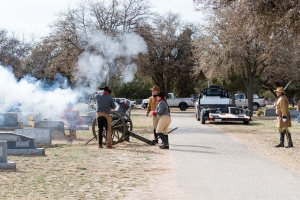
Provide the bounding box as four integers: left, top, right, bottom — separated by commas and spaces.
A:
117, 111, 133, 139
92, 111, 133, 145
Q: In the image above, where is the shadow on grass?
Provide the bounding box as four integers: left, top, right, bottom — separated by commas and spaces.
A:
207, 121, 264, 126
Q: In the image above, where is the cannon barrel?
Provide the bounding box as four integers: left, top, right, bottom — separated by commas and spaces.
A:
128, 131, 155, 145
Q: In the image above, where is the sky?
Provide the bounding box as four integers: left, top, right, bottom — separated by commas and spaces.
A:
0, 0, 204, 39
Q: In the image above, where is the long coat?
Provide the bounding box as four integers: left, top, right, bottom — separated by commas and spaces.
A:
276, 94, 292, 129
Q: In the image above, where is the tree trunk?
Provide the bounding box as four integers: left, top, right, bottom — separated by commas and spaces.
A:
245, 65, 255, 117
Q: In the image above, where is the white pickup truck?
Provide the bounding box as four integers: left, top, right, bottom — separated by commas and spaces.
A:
141, 93, 194, 111
234, 94, 266, 111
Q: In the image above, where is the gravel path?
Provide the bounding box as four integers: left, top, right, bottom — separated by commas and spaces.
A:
168, 113, 300, 200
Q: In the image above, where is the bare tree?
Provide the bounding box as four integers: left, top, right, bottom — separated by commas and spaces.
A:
89, 0, 151, 36
193, 0, 300, 39
0, 29, 31, 78
136, 12, 199, 95
193, 2, 294, 115
23, 0, 151, 87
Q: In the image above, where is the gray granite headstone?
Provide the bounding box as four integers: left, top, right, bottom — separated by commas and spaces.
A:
0, 140, 7, 163
14, 128, 52, 145
0, 133, 45, 155
264, 109, 276, 116
87, 111, 96, 117
289, 110, 299, 119
0, 141, 16, 169
34, 121, 65, 138
0, 113, 18, 128
264, 109, 299, 119
32, 113, 43, 121
79, 116, 94, 126
8, 112, 24, 127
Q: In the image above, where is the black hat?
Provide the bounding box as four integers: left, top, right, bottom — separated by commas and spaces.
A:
153, 91, 165, 97
100, 86, 112, 93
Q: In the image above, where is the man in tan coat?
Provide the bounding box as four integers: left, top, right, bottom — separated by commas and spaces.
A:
274, 87, 293, 148
146, 85, 160, 143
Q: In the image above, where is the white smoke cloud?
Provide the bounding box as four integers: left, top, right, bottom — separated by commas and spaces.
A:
75, 31, 147, 92
0, 30, 148, 125
0, 66, 79, 121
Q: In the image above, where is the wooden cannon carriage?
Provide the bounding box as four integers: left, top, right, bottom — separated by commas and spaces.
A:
88, 111, 177, 145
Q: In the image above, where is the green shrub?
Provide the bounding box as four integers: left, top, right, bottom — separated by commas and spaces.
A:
288, 106, 296, 110
256, 109, 263, 116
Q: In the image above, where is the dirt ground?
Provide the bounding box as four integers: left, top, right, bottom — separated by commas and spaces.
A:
0, 114, 174, 200
1, 110, 300, 199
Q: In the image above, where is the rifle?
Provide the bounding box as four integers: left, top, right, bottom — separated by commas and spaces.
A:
274, 81, 292, 107
284, 80, 292, 90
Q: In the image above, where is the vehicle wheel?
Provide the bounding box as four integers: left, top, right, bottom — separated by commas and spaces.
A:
243, 121, 250, 125
179, 103, 188, 111
200, 111, 205, 124
253, 103, 259, 111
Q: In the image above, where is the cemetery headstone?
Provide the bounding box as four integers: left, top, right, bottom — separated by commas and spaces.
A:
0, 133, 45, 155
8, 112, 23, 127
0, 141, 16, 170
289, 110, 299, 119
14, 128, 52, 145
0, 113, 18, 129
264, 108, 299, 119
87, 111, 96, 117
79, 116, 94, 126
264, 108, 276, 117
34, 121, 65, 138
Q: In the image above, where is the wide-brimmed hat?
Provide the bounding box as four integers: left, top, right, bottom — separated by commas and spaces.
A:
150, 85, 160, 91
100, 86, 112, 93
274, 87, 285, 93
153, 91, 166, 97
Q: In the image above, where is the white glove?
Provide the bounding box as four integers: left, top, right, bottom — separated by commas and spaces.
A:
282, 116, 287, 122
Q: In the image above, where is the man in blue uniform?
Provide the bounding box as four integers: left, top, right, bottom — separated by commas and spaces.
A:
95, 86, 116, 149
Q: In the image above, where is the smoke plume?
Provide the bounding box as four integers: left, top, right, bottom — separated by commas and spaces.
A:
0, 31, 147, 124
75, 31, 147, 93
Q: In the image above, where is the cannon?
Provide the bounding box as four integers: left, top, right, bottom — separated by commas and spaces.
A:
87, 111, 177, 145
88, 111, 153, 145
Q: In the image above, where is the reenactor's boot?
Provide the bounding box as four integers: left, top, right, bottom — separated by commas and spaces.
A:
153, 129, 158, 144
285, 132, 293, 148
275, 132, 284, 147
98, 130, 103, 148
158, 133, 169, 149
164, 135, 169, 149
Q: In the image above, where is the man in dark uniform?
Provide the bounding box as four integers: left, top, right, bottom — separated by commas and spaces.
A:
115, 98, 131, 116
274, 87, 293, 148
95, 86, 116, 149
